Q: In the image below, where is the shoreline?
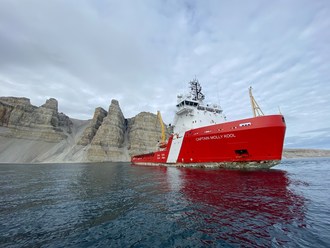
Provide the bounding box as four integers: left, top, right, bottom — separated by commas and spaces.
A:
282, 148, 330, 159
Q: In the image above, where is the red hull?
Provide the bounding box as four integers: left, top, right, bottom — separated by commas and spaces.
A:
131, 115, 286, 168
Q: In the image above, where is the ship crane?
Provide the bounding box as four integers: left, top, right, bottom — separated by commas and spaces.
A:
157, 111, 167, 148
249, 87, 264, 117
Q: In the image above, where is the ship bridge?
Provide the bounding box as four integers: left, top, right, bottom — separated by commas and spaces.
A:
176, 95, 222, 115
176, 95, 199, 115
173, 79, 226, 134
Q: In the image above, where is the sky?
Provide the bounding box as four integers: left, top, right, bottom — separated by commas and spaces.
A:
0, 0, 329, 149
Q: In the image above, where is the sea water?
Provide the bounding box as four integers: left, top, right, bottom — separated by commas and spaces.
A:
0, 159, 329, 247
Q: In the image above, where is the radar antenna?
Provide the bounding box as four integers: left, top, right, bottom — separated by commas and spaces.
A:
189, 79, 205, 101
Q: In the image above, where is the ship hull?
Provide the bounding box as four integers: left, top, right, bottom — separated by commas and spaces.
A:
131, 115, 286, 169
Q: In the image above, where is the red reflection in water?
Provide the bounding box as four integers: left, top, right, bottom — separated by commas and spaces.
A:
177, 168, 306, 246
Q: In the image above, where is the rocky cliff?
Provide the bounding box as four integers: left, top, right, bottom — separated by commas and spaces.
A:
77, 107, 107, 146
128, 112, 169, 156
87, 100, 127, 162
80, 100, 169, 162
0, 97, 72, 142
0, 97, 169, 163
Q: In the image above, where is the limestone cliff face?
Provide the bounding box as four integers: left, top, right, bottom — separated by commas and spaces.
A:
127, 112, 165, 156
79, 102, 170, 161
0, 97, 72, 142
0, 97, 31, 106
77, 107, 107, 146
0, 96, 171, 162
87, 100, 127, 161
0, 101, 14, 126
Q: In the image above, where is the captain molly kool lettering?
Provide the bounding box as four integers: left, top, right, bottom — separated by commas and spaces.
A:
196, 133, 236, 141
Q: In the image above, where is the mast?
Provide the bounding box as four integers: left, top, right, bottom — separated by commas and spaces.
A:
189, 79, 205, 101
249, 87, 264, 117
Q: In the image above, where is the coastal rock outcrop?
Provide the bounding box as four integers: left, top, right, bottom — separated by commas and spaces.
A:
0, 97, 72, 142
87, 100, 127, 161
0, 97, 31, 106
127, 112, 167, 156
77, 101, 170, 161
0, 96, 172, 162
77, 107, 107, 146
0, 101, 14, 126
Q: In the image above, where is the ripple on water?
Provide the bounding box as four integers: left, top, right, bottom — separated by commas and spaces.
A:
1, 159, 330, 247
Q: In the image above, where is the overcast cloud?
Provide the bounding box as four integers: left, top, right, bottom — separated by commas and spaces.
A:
0, 0, 329, 149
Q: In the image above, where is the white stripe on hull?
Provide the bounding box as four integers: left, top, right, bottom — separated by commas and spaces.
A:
166, 133, 185, 163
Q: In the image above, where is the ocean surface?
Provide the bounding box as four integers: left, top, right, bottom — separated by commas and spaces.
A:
0, 159, 330, 247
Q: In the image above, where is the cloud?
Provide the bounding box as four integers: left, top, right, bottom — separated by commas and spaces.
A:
0, 0, 330, 148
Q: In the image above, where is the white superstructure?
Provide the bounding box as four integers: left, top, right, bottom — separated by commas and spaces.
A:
172, 79, 226, 134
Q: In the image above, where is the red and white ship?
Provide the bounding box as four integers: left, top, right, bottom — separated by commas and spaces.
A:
131, 79, 286, 169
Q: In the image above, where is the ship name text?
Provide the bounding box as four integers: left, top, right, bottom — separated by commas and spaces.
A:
196, 133, 236, 141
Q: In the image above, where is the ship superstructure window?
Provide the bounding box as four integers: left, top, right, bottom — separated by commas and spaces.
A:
176, 100, 198, 108
197, 105, 222, 113
239, 122, 251, 127
188, 101, 198, 106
